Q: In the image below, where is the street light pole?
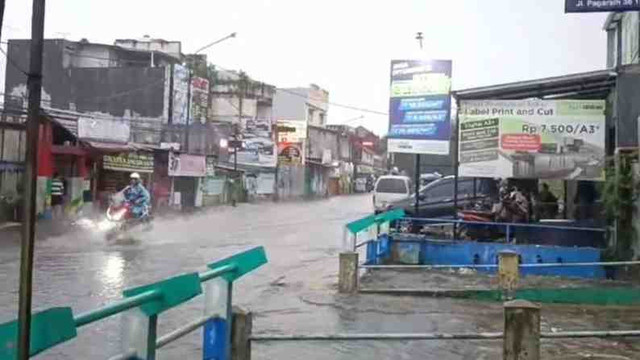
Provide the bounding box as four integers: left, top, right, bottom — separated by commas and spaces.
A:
414, 32, 423, 215
184, 32, 237, 154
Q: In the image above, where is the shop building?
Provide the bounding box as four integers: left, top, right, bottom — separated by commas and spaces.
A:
209, 70, 277, 201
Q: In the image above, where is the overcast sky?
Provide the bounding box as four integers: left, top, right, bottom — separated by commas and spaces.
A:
2, 0, 608, 135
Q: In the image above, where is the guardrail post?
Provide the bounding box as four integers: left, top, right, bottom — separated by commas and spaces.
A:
203, 277, 231, 360
231, 307, 252, 360
499, 250, 519, 300
146, 314, 158, 360
503, 300, 540, 360
121, 308, 156, 360
339, 252, 359, 294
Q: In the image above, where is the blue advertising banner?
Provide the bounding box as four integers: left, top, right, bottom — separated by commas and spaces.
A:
565, 0, 640, 13
388, 60, 452, 155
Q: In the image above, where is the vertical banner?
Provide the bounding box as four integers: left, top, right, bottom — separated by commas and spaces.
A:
191, 77, 209, 125
172, 65, 190, 125
387, 60, 452, 154
458, 100, 605, 180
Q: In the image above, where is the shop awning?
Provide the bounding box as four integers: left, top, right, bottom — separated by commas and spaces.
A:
86, 141, 160, 153
453, 69, 617, 101
306, 159, 335, 168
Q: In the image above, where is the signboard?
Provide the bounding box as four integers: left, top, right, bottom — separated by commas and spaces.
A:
206, 156, 216, 176
278, 142, 303, 165
235, 118, 276, 168
103, 153, 154, 173
204, 177, 225, 195
277, 120, 307, 143
388, 59, 452, 155
565, 0, 640, 13
191, 77, 209, 124
458, 100, 605, 180
160, 142, 181, 151
172, 64, 189, 125
168, 153, 206, 177
78, 117, 130, 143
257, 173, 275, 194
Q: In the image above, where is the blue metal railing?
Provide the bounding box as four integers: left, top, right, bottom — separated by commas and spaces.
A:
397, 216, 607, 247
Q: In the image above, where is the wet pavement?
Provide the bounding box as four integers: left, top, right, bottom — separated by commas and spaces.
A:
0, 194, 639, 359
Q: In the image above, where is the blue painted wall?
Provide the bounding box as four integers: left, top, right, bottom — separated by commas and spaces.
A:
365, 235, 605, 279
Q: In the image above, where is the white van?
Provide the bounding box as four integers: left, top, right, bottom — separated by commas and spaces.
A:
373, 175, 413, 213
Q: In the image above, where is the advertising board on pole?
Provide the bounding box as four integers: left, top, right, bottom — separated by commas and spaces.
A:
565, 0, 640, 13
458, 100, 605, 180
387, 59, 452, 155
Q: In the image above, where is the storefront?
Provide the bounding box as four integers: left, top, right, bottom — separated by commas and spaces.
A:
168, 152, 206, 210
452, 69, 615, 224
97, 151, 154, 209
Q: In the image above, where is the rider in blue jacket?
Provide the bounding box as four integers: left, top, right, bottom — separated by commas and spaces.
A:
124, 172, 150, 218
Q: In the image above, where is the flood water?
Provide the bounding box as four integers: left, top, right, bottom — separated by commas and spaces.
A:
0, 194, 638, 359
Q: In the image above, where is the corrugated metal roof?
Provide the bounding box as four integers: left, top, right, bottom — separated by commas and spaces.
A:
453, 69, 617, 101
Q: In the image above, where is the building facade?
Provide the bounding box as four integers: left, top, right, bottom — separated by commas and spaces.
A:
3, 38, 189, 217
206, 69, 277, 202
273, 84, 330, 199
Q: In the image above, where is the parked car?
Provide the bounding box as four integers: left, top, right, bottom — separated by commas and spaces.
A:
420, 172, 442, 186
373, 175, 413, 213
389, 176, 499, 218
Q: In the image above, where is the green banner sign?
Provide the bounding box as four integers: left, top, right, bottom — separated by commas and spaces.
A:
103, 152, 154, 173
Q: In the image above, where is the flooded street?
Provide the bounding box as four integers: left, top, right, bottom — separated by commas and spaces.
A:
0, 194, 639, 359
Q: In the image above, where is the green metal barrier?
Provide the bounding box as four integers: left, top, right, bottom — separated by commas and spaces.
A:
345, 209, 405, 251
0, 246, 267, 359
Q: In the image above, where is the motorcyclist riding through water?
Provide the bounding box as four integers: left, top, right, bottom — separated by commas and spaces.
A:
123, 172, 150, 219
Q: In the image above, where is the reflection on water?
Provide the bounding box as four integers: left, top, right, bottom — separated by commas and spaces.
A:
99, 253, 125, 291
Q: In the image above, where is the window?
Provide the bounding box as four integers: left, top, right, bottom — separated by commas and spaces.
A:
425, 181, 454, 202
456, 180, 475, 198
375, 179, 407, 194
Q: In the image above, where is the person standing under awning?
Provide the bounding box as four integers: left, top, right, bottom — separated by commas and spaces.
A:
51, 173, 65, 219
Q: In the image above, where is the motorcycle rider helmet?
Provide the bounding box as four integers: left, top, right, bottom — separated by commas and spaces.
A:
130, 172, 141, 179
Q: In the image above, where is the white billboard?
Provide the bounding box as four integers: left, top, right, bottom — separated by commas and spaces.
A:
458, 99, 606, 180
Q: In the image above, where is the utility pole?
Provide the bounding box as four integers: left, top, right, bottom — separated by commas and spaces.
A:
235, 76, 243, 172
274, 120, 279, 201
183, 32, 236, 155
17, 0, 45, 358
0, 0, 6, 43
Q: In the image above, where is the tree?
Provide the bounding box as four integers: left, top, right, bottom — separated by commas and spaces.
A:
602, 150, 638, 261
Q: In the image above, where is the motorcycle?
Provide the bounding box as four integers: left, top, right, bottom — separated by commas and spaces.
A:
100, 192, 152, 240
456, 188, 530, 242
456, 198, 502, 241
